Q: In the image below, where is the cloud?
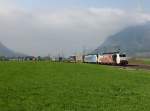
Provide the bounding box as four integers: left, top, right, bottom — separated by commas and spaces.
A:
0, 5, 150, 56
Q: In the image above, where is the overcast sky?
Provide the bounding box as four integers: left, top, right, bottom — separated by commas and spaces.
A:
0, 0, 150, 56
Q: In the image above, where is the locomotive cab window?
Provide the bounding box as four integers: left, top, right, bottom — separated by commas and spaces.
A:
120, 54, 126, 57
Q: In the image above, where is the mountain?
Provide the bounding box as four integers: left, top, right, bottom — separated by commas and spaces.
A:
93, 22, 150, 57
0, 42, 25, 57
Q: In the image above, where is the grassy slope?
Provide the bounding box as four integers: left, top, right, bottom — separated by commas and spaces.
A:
0, 62, 150, 111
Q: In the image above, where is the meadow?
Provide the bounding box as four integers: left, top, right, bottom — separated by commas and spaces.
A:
140, 58, 150, 65
129, 58, 150, 65
0, 62, 150, 111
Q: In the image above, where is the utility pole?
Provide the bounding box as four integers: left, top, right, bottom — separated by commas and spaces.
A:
82, 46, 86, 56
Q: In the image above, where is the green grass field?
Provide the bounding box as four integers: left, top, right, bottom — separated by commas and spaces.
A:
0, 62, 150, 111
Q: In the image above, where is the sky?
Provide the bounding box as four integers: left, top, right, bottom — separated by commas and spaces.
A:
0, 0, 150, 56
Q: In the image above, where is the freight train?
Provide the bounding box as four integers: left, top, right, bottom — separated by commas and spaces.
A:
83, 52, 128, 65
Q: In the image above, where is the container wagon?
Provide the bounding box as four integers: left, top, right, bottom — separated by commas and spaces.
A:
83, 55, 98, 63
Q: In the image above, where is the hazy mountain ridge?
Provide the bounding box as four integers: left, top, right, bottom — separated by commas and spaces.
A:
0, 42, 25, 57
94, 22, 150, 57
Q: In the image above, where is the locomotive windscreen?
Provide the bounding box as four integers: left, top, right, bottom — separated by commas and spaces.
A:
119, 54, 126, 57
